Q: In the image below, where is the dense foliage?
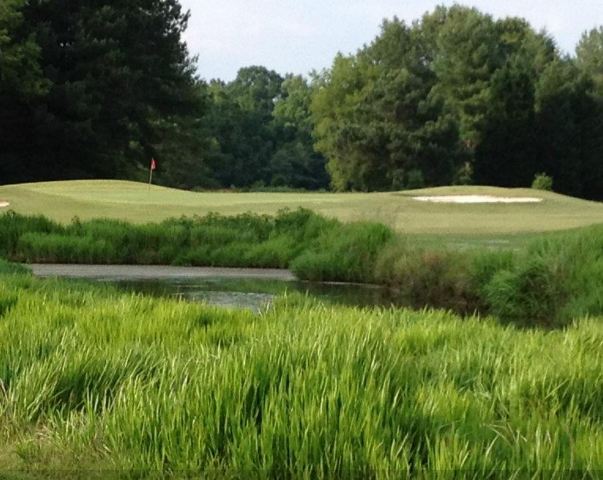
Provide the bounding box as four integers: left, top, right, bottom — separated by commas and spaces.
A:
197, 69, 329, 189
0, 272, 602, 475
312, 7, 603, 197
0, 0, 199, 183
2, 209, 603, 327
1, 2, 602, 197
312, 19, 465, 191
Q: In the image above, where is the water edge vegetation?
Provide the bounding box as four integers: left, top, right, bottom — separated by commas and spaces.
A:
1, 208, 603, 328
0, 271, 601, 476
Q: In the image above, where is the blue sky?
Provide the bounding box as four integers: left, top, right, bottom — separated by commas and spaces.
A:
179, 0, 603, 82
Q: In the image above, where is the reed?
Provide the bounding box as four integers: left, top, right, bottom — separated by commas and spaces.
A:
2, 209, 603, 326
0, 275, 601, 476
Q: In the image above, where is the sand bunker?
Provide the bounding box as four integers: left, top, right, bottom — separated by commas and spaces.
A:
0, 202, 9, 208
413, 195, 543, 204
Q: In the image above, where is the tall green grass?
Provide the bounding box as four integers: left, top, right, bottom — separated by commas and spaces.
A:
0, 259, 30, 275
0, 209, 344, 268
2, 209, 603, 326
290, 222, 394, 282
478, 225, 603, 326
374, 226, 603, 327
0, 274, 601, 476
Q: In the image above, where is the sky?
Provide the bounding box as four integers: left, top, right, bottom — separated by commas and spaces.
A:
179, 0, 603, 82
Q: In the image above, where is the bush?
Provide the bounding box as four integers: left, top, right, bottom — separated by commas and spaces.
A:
374, 241, 479, 313
454, 161, 474, 186
406, 169, 425, 189
484, 257, 569, 327
291, 222, 394, 283
532, 172, 554, 191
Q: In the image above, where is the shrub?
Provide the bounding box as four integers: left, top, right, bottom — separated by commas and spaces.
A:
532, 172, 554, 191
484, 256, 569, 327
454, 161, 474, 185
374, 241, 479, 313
291, 222, 394, 283
406, 169, 425, 189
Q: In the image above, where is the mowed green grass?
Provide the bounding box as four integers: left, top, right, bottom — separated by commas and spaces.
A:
2, 181, 603, 242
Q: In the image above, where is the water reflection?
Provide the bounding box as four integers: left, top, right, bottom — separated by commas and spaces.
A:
102, 277, 399, 312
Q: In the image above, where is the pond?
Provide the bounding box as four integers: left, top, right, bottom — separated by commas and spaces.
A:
30, 264, 401, 311
112, 277, 401, 311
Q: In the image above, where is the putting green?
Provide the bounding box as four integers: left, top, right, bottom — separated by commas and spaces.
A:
1, 181, 602, 242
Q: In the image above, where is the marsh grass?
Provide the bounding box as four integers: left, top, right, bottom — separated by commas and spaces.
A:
1, 209, 342, 268
481, 225, 603, 327
0, 275, 601, 477
2, 209, 603, 326
374, 241, 479, 314
290, 222, 394, 282
0, 259, 30, 275
373, 226, 603, 327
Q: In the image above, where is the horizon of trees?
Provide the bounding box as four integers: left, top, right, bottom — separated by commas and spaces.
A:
1, 2, 602, 198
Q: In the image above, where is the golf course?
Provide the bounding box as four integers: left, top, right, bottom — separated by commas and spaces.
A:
2, 0, 603, 476
1, 184, 603, 475
3, 180, 603, 240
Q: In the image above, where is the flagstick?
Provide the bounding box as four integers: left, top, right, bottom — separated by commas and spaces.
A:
148, 166, 153, 191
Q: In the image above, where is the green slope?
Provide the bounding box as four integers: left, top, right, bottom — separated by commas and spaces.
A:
1, 180, 603, 241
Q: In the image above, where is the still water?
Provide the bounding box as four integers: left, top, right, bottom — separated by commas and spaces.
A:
105, 277, 398, 312
30, 265, 403, 311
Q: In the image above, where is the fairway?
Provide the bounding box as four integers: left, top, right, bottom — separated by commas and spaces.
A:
1, 180, 603, 241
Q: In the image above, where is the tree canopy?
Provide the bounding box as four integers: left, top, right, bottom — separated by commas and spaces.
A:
311, 6, 603, 198
0, 2, 601, 199
1, 0, 198, 183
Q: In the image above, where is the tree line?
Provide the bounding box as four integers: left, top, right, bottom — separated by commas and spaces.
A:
1, 2, 602, 198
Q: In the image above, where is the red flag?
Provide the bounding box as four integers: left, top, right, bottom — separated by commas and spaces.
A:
150, 158, 157, 171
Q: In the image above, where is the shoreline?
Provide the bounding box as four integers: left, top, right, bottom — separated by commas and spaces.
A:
28, 264, 297, 282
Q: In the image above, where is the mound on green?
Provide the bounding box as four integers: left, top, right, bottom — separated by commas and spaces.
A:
1, 181, 603, 242
0, 274, 601, 476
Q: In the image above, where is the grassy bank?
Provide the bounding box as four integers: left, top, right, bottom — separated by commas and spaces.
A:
0, 273, 601, 477
0, 259, 29, 275
0, 208, 341, 269
2, 209, 603, 326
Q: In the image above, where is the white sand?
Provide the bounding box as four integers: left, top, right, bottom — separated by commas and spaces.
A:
0, 202, 9, 208
413, 195, 542, 204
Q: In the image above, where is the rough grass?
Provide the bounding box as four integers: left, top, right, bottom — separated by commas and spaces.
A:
0, 209, 394, 276
374, 225, 603, 327
2, 181, 603, 245
0, 274, 602, 477
3, 209, 603, 327
0, 209, 344, 269
0, 259, 29, 275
